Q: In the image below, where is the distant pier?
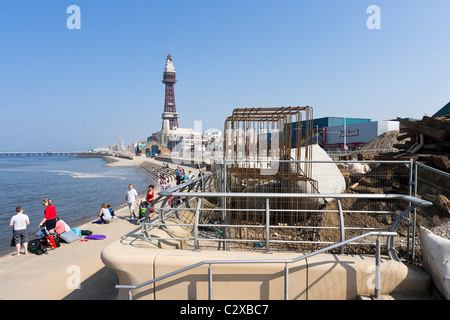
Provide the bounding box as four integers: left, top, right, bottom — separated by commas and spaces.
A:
0, 151, 82, 157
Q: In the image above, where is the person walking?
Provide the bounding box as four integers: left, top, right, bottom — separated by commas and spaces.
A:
159, 175, 166, 191
146, 185, 155, 203
10, 206, 30, 257
175, 167, 182, 185
126, 184, 139, 221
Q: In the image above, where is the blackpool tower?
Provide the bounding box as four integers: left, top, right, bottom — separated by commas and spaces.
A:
161, 54, 179, 130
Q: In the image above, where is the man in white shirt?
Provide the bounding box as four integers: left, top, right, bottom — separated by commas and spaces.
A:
126, 184, 139, 221
10, 206, 30, 256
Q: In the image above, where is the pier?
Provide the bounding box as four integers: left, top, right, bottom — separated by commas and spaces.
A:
0, 151, 82, 157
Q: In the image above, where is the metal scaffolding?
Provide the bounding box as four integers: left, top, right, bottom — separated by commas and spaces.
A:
223, 106, 319, 230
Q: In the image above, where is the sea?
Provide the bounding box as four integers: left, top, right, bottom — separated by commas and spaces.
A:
0, 155, 154, 257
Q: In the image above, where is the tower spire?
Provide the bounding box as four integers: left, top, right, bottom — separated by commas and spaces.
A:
162, 54, 179, 130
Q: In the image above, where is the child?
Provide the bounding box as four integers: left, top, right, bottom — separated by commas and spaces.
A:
9, 206, 30, 257
107, 204, 116, 220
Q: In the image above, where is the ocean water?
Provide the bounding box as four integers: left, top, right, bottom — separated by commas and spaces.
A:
0, 155, 154, 257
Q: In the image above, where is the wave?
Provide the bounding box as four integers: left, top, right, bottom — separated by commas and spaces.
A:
0, 169, 127, 180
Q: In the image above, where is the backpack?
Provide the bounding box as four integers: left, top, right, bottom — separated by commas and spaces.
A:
28, 239, 48, 255
81, 230, 92, 236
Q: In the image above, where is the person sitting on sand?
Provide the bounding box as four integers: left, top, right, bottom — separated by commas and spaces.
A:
98, 203, 112, 224
10, 206, 30, 257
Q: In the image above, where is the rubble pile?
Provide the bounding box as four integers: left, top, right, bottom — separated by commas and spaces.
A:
393, 112, 450, 172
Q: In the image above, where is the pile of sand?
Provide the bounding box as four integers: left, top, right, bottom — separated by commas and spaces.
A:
359, 130, 408, 152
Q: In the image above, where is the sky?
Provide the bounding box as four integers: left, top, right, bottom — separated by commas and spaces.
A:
0, 0, 449, 152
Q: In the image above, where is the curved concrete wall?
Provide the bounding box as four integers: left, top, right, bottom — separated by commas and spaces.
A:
102, 240, 430, 300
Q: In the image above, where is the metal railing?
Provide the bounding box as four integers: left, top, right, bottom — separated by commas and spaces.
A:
116, 231, 397, 300
136, 173, 215, 245
411, 162, 450, 259
135, 159, 431, 255
155, 191, 431, 258
121, 185, 431, 299
114, 159, 445, 300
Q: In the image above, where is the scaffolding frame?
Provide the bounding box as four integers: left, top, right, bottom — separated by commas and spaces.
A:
223, 106, 318, 230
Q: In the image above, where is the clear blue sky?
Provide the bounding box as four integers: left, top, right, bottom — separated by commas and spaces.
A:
0, 0, 449, 152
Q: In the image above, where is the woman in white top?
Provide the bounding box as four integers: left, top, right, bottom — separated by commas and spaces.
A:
159, 176, 166, 191
99, 203, 112, 224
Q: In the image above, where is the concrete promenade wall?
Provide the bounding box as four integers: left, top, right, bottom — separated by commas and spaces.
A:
101, 241, 430, 300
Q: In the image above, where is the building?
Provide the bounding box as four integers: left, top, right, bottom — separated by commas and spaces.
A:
161, 54, 179, 130
137, 140, 171, 157
292, 116, 371, 146
322, 120, 399, 149
155, 55, 205, 155
159, 120, 203, 155
432, 101, 450, 118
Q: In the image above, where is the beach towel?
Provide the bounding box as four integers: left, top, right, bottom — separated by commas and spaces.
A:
71, 227, 82, 236
85, 235, 106, 240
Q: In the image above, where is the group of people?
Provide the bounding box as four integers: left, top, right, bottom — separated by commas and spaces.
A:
175, 167, 195, 186
158, 174, 170, 191
161, 163, 170, 168
125, 183, 155, 221
9, 198, 70, 257
9, 163, 203, 256
97, 203, 115, 224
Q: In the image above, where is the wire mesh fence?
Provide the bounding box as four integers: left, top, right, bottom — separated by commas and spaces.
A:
220, 159, 414, 252
415, 163, 450, 219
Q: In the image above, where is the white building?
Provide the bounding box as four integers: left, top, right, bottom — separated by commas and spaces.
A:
322, 120, 399, 149
159, 119, 203, 155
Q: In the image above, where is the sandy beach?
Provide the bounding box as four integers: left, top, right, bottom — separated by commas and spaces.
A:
0, 156, 201, 300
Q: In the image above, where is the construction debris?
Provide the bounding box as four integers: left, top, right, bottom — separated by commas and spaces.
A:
395, 112, 450, 160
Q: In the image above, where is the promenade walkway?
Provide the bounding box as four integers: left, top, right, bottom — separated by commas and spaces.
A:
0, 156, 200, 300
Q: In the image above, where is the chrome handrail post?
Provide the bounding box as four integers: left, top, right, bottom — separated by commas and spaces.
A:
375, 237, 381, 299
193, 198, 202, 252
265, 197, 272, 254
337, 199, 345, 254
284, 263, 289, 300
208, 264, 213, 300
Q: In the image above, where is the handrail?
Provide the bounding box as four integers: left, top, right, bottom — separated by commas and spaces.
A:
158, 191, 433, 207
126, 176, 433, 299
114, 159, 439, 299
142, 191, 432, 257
116, 231, 398, 300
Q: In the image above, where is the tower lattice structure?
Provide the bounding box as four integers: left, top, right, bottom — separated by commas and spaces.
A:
161, 54, 179, 130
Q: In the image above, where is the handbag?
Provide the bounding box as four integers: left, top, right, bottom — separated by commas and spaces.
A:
46, 233, 60, 248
